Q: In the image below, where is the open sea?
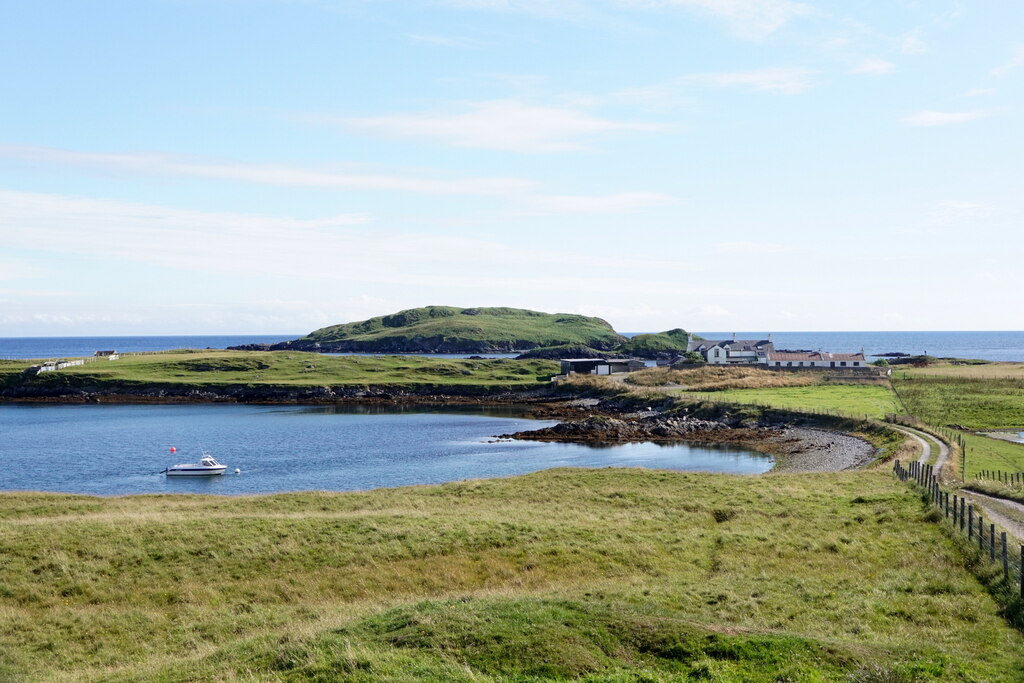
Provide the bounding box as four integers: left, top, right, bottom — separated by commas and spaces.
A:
1, 331, 1023, 361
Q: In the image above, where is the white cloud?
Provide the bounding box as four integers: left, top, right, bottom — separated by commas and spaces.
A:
436, 0, 811, 39
524, 191, 675, 214
991, 44, 1024, 77
899, 29, 927, 55
0, 143, 536, 197
618, 0, 811, 40
0, 260, 48, 281
688, 67, 820, 94
408, 33, 481, 48
0, 189, 685, 290
903, 110, 990, 126
0, 143, 674, 215
850, 58, 895, 76
338, 99, 667, 152
713, 241, 792, 254
962, 88, 995, 97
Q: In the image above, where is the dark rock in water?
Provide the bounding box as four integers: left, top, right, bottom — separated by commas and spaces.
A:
498, 414, 728, 442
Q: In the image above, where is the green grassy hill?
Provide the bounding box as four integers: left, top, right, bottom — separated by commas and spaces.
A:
1, 469, 1020, 680
285, 306, 627, 353
617, 328, 691, 357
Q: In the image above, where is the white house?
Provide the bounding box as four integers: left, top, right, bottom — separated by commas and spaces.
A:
687, 338, 774, 365
687, 336, 868, 368
762, 350, 867, 368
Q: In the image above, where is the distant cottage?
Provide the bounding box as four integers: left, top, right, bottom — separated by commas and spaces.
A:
687, 336, 867, 368
94, 350, 120, 360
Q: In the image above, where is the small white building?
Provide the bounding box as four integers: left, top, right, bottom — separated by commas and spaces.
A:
762, 350, 867, 368
687, 338, 773, 365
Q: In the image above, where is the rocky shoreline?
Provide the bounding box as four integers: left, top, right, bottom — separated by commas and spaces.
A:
498, 410, 878, 473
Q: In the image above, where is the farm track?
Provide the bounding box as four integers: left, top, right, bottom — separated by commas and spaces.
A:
957, 490, 1024, 544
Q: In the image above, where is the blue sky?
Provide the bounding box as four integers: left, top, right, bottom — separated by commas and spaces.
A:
1, 0, 1021, 335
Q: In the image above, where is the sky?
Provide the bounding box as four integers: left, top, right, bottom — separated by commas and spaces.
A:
1, 0, 1021, 336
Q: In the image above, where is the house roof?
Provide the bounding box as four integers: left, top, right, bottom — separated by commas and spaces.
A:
767, 351, 865, 362
687, 339, 773, 352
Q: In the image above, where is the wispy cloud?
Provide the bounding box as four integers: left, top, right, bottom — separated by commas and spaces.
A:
903, 110, 990, 127
849, 58, 895, 76
437, 0, 811, 39
335, 99, 668, 152
688, 67, 821, 94
898, 29, 927, 55
713, 241, 792, 254
991, 44, 1024, 77
0, 143, 536, 196
621, 0, 812, 40
0, 143, 673, 215
962, 88, 995, 97
0, 190, 693, 293
408, 33, 482, 48
524, 191, 675, 214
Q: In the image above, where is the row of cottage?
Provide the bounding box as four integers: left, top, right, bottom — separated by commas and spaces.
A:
688, 337, 868, 368
558, 336, 868, 376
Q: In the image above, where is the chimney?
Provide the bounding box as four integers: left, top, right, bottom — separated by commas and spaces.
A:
732, 332, 737, 341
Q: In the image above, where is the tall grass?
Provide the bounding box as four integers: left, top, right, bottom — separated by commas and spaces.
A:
624, 365, 819, 390
1, 469, 1022, 680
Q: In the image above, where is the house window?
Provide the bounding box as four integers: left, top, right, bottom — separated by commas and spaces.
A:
787, 362, 792, 367
798, 361, 803, 366
775, 362, 781, 366
840, 361, 846, 366
830, 362, 835, 367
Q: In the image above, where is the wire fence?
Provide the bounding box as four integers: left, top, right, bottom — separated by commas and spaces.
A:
894, 458, 1024, 598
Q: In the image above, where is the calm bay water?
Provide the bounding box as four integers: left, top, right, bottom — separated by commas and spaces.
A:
0, 404, 772, 495
2, 331, 1023, 361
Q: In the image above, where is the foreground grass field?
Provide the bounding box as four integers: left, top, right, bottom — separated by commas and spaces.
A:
0, 351, 559, 392
681, 385, 901, 420
2, 469, 1022, 681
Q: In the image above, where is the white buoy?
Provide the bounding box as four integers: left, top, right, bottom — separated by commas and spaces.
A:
234, 468, 241, 474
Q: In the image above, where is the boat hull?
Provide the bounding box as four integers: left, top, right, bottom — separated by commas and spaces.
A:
165, 467, 227, 476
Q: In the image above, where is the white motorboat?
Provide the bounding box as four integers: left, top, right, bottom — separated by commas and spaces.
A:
163, 452, 228, 476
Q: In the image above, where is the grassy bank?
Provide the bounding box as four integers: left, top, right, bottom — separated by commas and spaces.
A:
2, 469, 1022, 681
891, 366, 1024, 475
893, 370, 1024, 430
0, 351, 559, 394
682, 385, 901, 420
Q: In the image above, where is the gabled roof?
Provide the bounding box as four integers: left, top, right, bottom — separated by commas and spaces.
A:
767, 351, 865, 362
687, 339, 773, 352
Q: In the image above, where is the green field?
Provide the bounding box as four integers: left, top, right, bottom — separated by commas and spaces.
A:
960, 431, 1024, 478
2, 469, 1022, 681
0, 351, 559, 393
681, 384, 902, 419
893, 373, 1024, 430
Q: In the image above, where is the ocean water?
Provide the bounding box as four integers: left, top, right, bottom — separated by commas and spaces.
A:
2, 331, 1023, 361
0, 404, 772, 495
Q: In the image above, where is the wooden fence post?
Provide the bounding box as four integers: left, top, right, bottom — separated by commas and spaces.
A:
1002, 532, 1008, 580
960, 499, 966, 531
969, 506, 974, 539
979, 516, 985, 551
990, 523, 996, 562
